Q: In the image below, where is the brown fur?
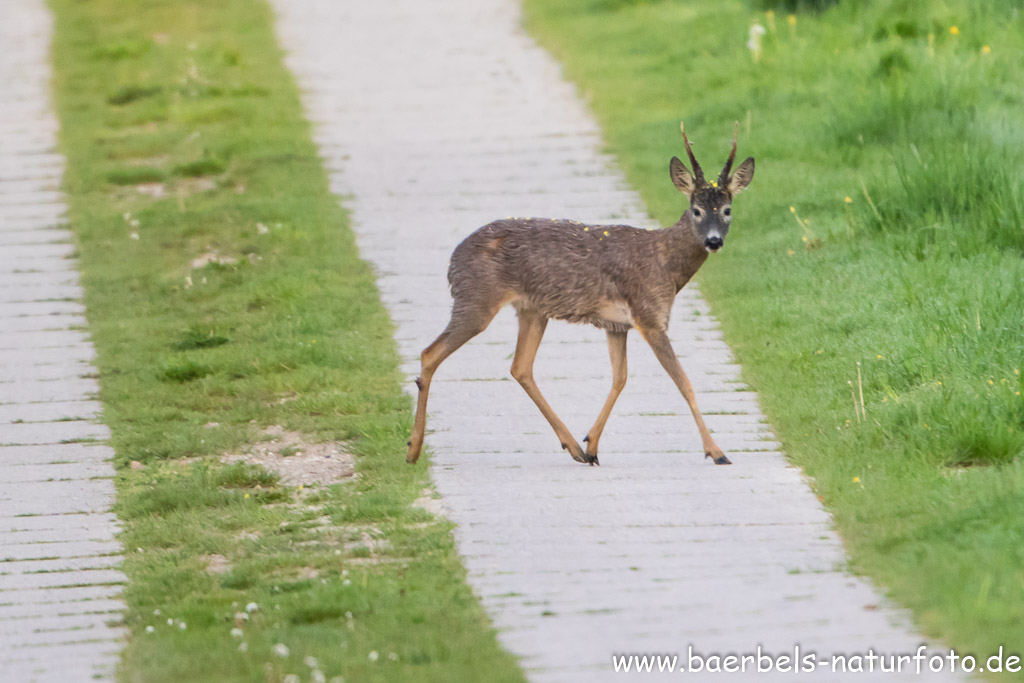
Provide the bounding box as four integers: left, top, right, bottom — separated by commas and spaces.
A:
406, 125, 755, 466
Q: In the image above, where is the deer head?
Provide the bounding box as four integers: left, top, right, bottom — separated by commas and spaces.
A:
669, 122, 755, 253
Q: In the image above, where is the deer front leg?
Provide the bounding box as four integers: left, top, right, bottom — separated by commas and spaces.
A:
582, 330, 628, 465
511, 310, 591, 464
407, 304, 501, 463
638, 325, 730, 465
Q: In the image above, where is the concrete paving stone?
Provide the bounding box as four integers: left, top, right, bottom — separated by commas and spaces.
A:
0, 599, 124, 622
0, 399, 101, 424
0, 190, 64, 206
0, 443, 113, 467
0, 244, 76, 265
3, 657, 119, 679
0, 377, 101, 404
0, 611, 123, 639
0, 348, 96, 369
0, 217, 66, 234
0, 299, 85, 317
0, 478, 117, 517
0, 510, 118, 534
0, 177, 59, 194
0, 228, 70, 246
0, 567, 124, 592
1, 541, 122, 563
0, 283, 83, 304
5, 460, 117, 483
0, 360, 96, 383
0, 270, 80, 289
0, 256, 76, 275
0, 420, 108, 446
4, 628, 124, 651
0, 555, 123, 576
0, 205, 66, 223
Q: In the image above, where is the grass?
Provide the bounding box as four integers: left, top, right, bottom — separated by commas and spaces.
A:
525, 0, 1024, 671
47, 0, 525, 681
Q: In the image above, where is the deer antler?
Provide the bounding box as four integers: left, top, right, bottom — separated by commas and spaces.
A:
680, 121, 705, 185
718, 120, 738, 187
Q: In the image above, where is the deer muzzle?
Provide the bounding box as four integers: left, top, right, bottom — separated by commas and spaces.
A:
704, 233, 724, 252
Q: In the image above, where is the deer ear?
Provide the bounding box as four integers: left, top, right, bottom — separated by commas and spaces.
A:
669, 156, 696, 196
728, 157, 755, 195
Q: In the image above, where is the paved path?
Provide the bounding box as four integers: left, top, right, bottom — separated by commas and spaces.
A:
0, 2, 125, 681
272, 1, 959, 680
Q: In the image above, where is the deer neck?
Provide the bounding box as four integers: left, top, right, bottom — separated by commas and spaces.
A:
661, 214, 709, 291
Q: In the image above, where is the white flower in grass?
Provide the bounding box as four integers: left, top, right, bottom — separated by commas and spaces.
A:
230, 628, 244, 638
238, 642, 248, 653
178, 621, 187, 630
273, 643, 291, 658
311, 670, 326, 683
388, 652, 398, 661
304, 656, 320, 669
245, 602, 259, 613
283, 676, 299, 683
145, 625, 155, 633
368, 651, 379, 662
747, 24, 767, 61
257, 222, 270, 235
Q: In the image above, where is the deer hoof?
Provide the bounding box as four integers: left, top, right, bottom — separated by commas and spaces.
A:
584, 453, 600, 467
705, 451, 732, 465
562, 442, 589, 464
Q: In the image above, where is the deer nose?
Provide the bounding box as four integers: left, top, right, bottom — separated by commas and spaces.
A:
705, 235, 723, 251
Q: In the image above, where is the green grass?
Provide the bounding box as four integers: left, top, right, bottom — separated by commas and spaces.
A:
48, 0, 525, 681
525, 0, 1024, 670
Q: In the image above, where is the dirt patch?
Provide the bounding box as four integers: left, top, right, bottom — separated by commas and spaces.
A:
221, 425, 355, 486
203, 554, 231, 575
135, 176, 217, 200
412, 488, 444, 517
135, 182, 167, 198
191, 250, 238, 269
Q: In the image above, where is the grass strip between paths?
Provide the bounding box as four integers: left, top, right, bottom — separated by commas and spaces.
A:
47, 0, 526, 680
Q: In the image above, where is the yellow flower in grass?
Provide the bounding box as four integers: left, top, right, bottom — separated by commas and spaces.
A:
853, 477, 861, 483
844, 196, 853, 204
949, 26, 959, 36
981, 45, 992, 54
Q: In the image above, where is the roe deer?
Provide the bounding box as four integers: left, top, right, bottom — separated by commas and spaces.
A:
406, 123, 754, 466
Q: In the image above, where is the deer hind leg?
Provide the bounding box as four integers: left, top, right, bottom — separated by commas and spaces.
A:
582, 330, 628, 465
511, 309, 591, 465
406, 300, 502, 464
639, 325, 730, 465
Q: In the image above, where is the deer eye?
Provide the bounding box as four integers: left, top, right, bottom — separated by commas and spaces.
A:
692, 207, 702, 218
723, 207, 731, 217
